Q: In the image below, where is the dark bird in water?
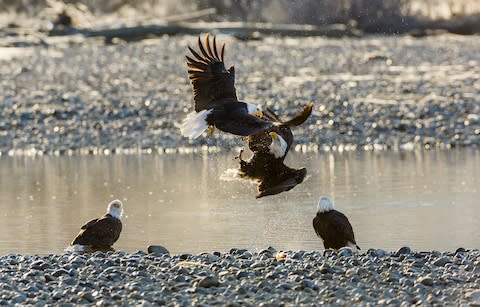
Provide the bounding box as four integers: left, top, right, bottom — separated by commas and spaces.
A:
312, 196, 360, 250
180, 34, 272, 139
237, 104, 313, 198
71, 200, 123, 251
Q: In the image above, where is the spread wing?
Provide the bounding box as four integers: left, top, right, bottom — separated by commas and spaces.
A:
186, 34, 238, 112
237, 151, 307, 198
257, 175, 302, 198
72, 216, 122, 247
264, 103, 314, 127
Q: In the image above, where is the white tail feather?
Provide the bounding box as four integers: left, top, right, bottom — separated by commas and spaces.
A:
347, 241, 359, 252
65, 244, 85, 252
180, 109, 212, 139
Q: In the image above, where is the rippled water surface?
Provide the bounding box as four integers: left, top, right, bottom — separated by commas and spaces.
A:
0, 149, 478, 255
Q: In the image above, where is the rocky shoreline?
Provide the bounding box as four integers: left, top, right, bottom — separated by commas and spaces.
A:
0, 247, 479, 305
1, 34, 479, 156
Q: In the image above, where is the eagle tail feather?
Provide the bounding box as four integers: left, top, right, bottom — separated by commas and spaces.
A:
180, 109, 212, 139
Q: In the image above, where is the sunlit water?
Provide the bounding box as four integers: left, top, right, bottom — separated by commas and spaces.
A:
0, 148, 478, 255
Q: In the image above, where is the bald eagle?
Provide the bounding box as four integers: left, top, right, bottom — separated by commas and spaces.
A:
312, 196, 360, 250
247, 103, 313, 160
71, 200, 123, 251
236, 104, 313, 198
238, 151, 307, 198
180, 34, 272, 139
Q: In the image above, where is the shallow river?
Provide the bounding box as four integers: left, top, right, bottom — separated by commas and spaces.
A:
0, 148, 478, 255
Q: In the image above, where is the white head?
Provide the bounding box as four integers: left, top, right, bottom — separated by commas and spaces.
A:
246, 103, 263, 117
107, 199, 123, 219
317, 196, 334, 213
269, 131, 288, 158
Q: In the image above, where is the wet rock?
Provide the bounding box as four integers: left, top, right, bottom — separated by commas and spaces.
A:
395, 246, 411, 256
147, 245, 170, 256
52, 269, 70, 277
433, 257, 450, 267
338, 247, 354, 257
417, 276, 434, 286
197, 276, 220, 288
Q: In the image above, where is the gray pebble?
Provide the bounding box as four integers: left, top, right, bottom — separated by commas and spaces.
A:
147, 245, 170, 256
433, 256, 450, 267
197, 276, 220, 288
0, 245, 479, 305
395, 246, 411, 256
52, 269, 70, 277
417, 276, 434, 286
78, 291, 96, 303
338, 247, 354, 257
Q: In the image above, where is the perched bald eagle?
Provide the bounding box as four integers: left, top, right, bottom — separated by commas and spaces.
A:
71, 200, 123, 251
236, 104, 313, 198
312, 196, 360, 250
180, 34, 272, 139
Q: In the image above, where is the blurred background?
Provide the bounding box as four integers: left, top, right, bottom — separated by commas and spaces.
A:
1, 0, 479, 34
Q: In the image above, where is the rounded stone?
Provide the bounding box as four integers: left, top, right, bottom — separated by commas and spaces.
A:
395, 247, 411, 256
147, 245, 170, 256
197, 276, 220, 288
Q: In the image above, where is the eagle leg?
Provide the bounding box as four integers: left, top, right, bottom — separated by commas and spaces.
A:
234, 148, 245, 161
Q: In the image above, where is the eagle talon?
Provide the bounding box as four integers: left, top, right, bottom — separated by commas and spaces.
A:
235, 149, 245, 161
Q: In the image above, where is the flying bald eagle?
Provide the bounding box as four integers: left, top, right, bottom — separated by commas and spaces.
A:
312, 196, 360, 250
180, 34, 273, 139
70, 200, 123, 251
236, 104, 313, 198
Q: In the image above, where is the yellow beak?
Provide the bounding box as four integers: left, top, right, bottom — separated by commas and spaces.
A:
269, 131, 278, 140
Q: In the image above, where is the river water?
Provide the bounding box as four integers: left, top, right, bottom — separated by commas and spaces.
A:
0, 148, 478, 255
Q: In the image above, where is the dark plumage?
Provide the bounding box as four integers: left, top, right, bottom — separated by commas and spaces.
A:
236, 104, 313, 198
71, 200, 123, 250
247, 103, 313, 160
180, 34, 273, 139
238, 152, 307, 198
312, 196, 360, 250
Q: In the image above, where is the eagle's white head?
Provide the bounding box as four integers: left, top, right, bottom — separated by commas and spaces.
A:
317, 196, 334, 213
269, 131, 288, 158
107, 200, 124, 219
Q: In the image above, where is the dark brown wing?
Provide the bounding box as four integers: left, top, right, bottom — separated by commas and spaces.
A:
72, 215, 122, 248
186, 35, 237, 112
211, 103, 272, 136
256, 167, 306, 198
80, 218, 98, 230
279, 103, 313, 127
313, 211, 357, 250
265, 103, 313, 127
238, 152, 306, 198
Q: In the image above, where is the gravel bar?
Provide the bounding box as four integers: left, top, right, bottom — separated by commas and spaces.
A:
1, 34, 479, 156
0, 247, 479, 305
